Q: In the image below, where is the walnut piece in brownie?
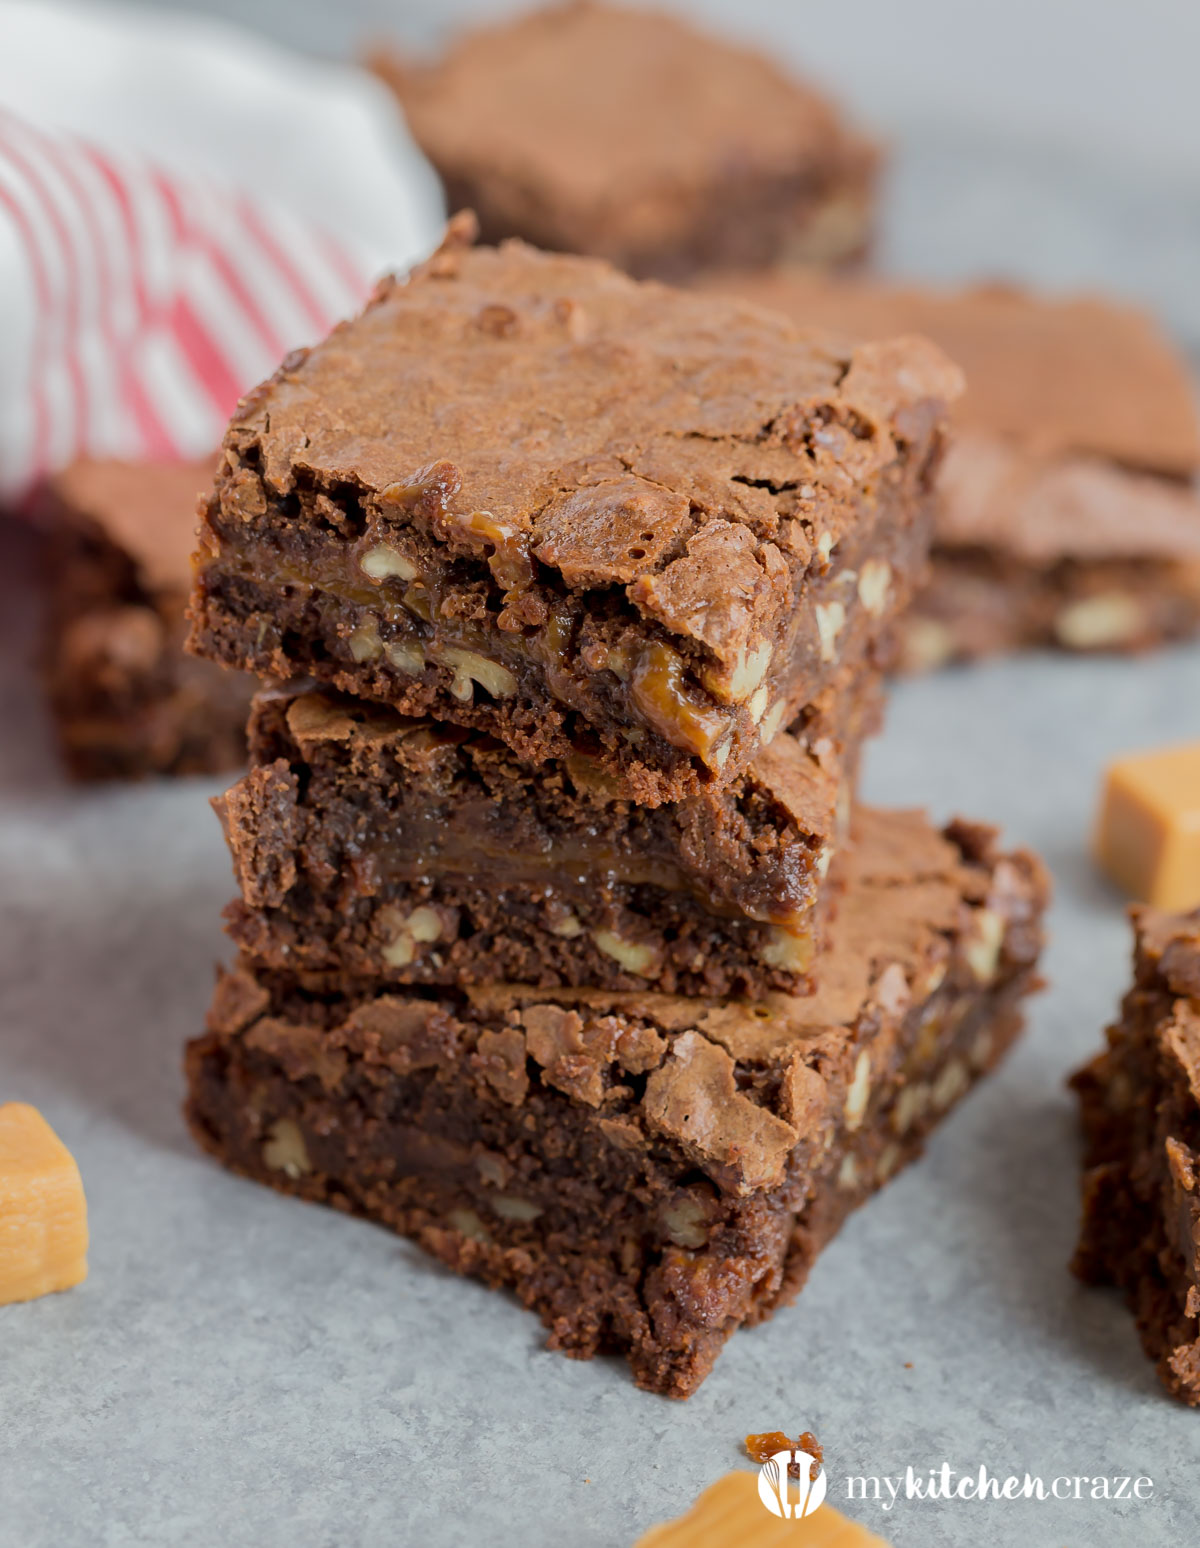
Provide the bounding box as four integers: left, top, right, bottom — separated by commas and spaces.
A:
41, 459, 253, 779
186, 806, 1048, 1398
1072, 907, 1200, 1405
700, 270, 1200, 666
188, 224, 958, 805
214, 666, 881, 1000
371, 2, 878, 280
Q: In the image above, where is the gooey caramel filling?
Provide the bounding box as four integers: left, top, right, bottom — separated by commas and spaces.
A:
357, 804, 817, 929
231, 527, 770, 770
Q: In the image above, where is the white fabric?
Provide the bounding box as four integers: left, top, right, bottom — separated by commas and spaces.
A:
0, 0, 445, 499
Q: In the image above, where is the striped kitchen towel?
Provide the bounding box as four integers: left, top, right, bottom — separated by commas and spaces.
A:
0, 0, 444, 503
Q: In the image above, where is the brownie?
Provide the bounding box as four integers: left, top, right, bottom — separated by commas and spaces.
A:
188, 223, 958, 806
1072, 907, 1200, 1405
213, 661, 882, 1000
370, 2, 878, 280
41, 460, 254, 779
186, 806, 1048, 1398
699, 271, 1200, 666
900, 445, 1200, 667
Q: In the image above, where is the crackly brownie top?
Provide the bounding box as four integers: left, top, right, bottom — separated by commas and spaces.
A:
703, 271, 1200, 479
933, 436, 1200, 567
385, 2, 869, 208
218, 228, 958, 674
52, 458, 214, 594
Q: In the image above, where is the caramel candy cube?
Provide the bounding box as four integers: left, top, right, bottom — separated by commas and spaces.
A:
1095, 743, 1200, 911
0, 1103, 89, 1306
637, 1469, 891, 1546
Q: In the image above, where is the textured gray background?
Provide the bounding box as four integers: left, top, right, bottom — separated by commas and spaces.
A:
5, 3, 1200, 1545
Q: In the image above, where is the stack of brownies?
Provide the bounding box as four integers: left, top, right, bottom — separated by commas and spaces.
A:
183, 224, 1048, 1397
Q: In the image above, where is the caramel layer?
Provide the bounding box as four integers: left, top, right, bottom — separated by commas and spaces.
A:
361, 818, 817, 927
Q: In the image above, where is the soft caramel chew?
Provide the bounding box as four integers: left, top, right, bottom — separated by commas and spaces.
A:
636, 1470, 891, 1546
1095, 744, 1200, 910
214, 672, 880, 1002
0, 1103, 88, 1305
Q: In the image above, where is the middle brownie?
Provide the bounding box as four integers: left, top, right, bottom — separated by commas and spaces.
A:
216, 666, 882, 1000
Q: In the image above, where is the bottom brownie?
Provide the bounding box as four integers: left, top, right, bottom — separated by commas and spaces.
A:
1072, 907, 1200, 1405
186, 806, 1048, 1398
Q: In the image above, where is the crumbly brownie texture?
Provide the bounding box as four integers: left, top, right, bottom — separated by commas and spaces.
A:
189, 226, 957, 805
215, 666, 881, 1000
186, 807, 1048, 1398
371, 2, 878, 280
42, 460, 253, 779
700, 271, 1200, 665
1072, 907, 1200, 1405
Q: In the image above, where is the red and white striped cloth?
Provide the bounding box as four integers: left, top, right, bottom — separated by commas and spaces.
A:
0, 1, 444, 503
0, 109, 378, 494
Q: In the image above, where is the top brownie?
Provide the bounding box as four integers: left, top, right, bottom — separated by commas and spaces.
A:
372, 1, 878, 279
189, 226, 958, 804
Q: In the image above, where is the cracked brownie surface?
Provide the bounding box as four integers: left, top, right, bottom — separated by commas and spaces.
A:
188, 223, 958, 804
701, 269, 1200, 666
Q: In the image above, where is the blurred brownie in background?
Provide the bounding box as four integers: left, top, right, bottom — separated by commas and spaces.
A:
41, 459, 252, 779
703, 271, 1200, 668
371, 1, 878, 279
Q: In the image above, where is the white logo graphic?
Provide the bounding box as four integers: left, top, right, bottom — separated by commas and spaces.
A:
758, 1449, 827, 1520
